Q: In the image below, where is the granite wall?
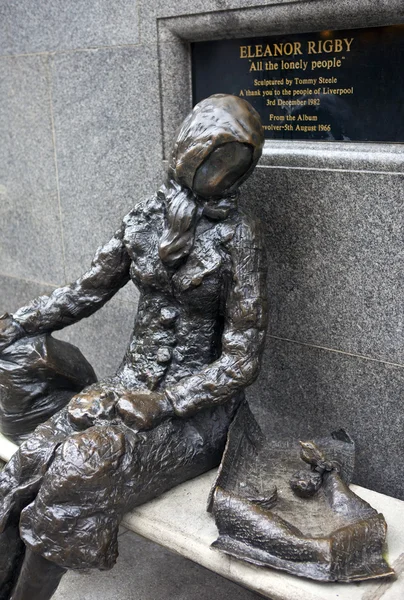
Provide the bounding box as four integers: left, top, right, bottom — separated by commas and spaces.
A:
1, 0, 404, 498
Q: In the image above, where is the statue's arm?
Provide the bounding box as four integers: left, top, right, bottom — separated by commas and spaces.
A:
165, 218, 268, 417
0, 224, 131, 349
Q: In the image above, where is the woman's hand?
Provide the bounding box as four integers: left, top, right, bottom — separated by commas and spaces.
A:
0, 313, 24, 353
116, 390, 174, 431
68, 388, 117, 429
68, 387, 174, 431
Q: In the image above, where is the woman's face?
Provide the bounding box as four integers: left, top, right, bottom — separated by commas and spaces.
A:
192, 142, 253, 199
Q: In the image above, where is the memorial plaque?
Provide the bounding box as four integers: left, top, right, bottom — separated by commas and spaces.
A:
192, 25, 404, 142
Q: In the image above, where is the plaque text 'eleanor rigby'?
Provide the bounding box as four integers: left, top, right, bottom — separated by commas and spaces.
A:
192, 26, 404, 142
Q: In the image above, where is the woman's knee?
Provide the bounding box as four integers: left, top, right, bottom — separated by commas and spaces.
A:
43, 425, 127, 494
18, 425, 127, 571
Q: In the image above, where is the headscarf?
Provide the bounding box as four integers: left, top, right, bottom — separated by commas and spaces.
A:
159, 94, 264, 267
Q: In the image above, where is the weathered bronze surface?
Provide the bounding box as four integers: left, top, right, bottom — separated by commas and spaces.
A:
0, 93, 393, 596
209, 403, 394, 582
0, 95, 267, 599
0, 332, 96, 444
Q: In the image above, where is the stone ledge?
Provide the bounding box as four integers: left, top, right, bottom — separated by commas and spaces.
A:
260, 140, 404, 173
0, 433, 20, 463
1, 433, 403, 599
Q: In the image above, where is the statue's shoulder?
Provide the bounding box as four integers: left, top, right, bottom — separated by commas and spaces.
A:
228, 206, 265, 254
121, 193, 164, 230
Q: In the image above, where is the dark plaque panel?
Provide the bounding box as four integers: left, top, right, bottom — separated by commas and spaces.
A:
192, 25, 404, 142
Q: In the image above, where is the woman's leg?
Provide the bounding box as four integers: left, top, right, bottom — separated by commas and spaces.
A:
17, 423, 128, 572
0, 519, 25, 600
1, 422, 127, 599
0, 380, 117, 530
0, 408, 75, 532
10, 550, 66, 600
0, 381, 126, 598
0, 408, 77, 598
4, 402, 237, 598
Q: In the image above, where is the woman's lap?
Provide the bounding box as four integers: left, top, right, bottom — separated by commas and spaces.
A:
0, 388, 237, 570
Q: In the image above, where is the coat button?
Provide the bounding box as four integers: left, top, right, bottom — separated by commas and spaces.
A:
159, 307, 179, 326
156, 347, 172, 364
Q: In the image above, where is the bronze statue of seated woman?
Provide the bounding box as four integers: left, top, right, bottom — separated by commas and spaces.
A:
0, 94, 267, 600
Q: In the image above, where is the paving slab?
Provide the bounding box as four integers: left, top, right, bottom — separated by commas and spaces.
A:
54, 528, 262, 600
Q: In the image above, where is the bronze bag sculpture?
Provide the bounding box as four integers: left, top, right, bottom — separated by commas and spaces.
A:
0, 94, 268, 599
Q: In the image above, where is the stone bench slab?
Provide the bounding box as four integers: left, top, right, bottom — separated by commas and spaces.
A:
1, 433, 403, 600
